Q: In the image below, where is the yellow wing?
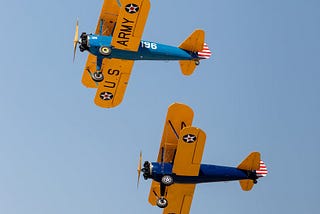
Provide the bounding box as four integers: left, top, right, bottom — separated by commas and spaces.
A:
172, 127, 206, 176
156, 103, 194, 163
148, 183, 196, 214
148, 126, 206, 213
95, 0, 120, 36
82, 54, 98, 88
111, 0, 150, 51
148, 103, 194, 208
94, 58, 134, 108
82, 0, 121, 88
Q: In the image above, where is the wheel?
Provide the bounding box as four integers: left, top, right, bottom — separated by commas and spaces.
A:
156, 197, 168, 208
91, 71, 104, 82
161, 175, 173, 186
195, 60, 200, 66
253, 180, 258, 184
99, 46, 112, 56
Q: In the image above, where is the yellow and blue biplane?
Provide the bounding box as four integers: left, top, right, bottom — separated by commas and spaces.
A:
137, 103, 268, 213
73, 0, 211, 108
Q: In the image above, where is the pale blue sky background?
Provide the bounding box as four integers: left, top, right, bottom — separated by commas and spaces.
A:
0, 0, 319, 213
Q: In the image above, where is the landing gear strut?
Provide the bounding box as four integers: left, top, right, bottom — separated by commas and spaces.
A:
156, 182, 168, 208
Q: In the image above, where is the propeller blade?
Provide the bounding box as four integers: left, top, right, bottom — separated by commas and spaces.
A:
137, 151, 142, 188
73, 19, 79, 62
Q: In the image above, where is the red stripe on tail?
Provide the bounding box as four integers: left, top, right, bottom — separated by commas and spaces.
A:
197, 43, 212, 59
256, 160, 268, 177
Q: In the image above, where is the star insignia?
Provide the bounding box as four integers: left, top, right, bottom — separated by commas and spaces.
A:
100, 91, 114, 100
183, 134, 197, 143
125, 3, 139, 14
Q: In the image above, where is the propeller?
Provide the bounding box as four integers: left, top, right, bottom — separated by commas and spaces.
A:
137, 151, 143, 188
73, 19, 79, 62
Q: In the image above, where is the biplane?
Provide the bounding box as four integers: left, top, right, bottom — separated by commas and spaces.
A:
73, 0, 211, 108
137, 103, 268, 213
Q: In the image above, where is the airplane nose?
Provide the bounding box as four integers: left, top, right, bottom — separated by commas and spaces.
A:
142, 161, 152, 179
79, 32, 89, 52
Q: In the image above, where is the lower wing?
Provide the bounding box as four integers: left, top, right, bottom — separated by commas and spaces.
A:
148, 182, 196, 214
82, 54, 98, 88
94, 58, 134, 108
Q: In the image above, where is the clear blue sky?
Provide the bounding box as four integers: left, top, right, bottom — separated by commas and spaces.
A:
0, 0, 319, 213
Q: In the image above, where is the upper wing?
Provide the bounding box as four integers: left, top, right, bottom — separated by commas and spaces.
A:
148, 182, 196, 214
95, 0, 121, 36
111, 0, 150, 51
82, 0, 121, 88
94, 58, 134, 108
172, 126, 206, 176
156, 103, 194, 163
149, 126, 206, 213
148, 103, 194, 208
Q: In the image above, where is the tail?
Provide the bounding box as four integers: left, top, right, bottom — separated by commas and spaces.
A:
237, 152, 268, 191
178, 30, 211, 76
256, 160, 268, 177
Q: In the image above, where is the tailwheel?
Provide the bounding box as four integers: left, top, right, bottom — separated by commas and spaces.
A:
156, 197, 168, 208
99, 46, 112, 56
161, 175, 173, 186
91, 71, 104, 82
254, 179, 258, 184
195, 60, 200, 66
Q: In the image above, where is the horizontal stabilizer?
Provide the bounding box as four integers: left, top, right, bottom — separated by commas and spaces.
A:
237, 152, 260, 171
179, 29, 205, 52
179, 60, 196, 76
239, 180, 254, 191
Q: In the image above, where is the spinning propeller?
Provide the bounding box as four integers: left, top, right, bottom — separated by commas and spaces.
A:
73, 19, 79, 62
137, 151, 143, 188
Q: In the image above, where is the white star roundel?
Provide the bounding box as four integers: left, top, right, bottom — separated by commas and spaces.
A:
100, 91, 114, 100
125, 3, 139, 13
182, 134, 197, 143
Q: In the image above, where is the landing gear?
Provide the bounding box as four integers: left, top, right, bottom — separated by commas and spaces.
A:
253, 179, 258, 184
99, 46, 112, 56
195, 60, 200, 66
161, 175, 173, 186
91, 71, 104, 82
156, 197, 168, 208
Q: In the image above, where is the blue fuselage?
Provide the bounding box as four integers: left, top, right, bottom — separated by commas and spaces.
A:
86, 34, 197, 61
149, 162, 254, 184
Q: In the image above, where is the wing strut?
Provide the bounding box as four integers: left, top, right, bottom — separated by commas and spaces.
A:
168, 120, 180, 140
